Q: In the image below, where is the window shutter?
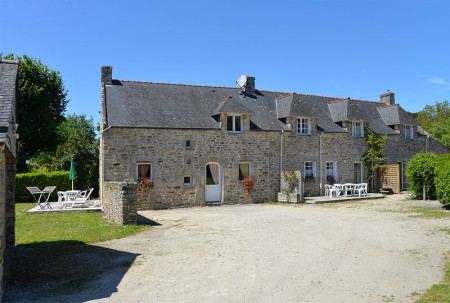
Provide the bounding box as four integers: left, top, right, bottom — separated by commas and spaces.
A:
313, 162, 317, 178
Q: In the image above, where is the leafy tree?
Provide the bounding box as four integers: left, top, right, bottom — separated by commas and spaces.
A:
416, 100, 450, 147
405, 152, 438, 200
435, 154, 450, 205
52, 115, 99, 196
4, 54, 68, 172
361, 128, 387, 192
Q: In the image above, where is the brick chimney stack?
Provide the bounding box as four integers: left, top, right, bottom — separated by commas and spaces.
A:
380, 90, 395, 105
101, 66, 113, 85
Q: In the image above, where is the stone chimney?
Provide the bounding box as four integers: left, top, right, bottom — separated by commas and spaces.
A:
101, 66, 113, 85
244, 76, 255, 94
380, 90, 395, 105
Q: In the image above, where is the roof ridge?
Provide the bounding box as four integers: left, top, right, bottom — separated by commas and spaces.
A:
0, 59, 20, 64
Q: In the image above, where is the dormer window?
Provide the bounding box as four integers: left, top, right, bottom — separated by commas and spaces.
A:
352, 121, 364, 137
227, 114, 243, 133
404, 125, 413, 139
297, 118, 311, 135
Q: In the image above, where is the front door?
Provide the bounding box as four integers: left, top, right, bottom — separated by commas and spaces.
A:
205, 163, 221, 202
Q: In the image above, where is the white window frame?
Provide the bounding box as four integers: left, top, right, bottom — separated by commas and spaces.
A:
137, 163, 152, 182
297, 118, 311, 135
238, 162, 251, 181
184, 175, 192, 186
227, 114, 243, 133
352, 121, 364, 137
404, 125, 413, 139
304, 161, 316, 180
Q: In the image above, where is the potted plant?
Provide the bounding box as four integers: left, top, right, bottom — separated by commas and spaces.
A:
242, 176, 254, 194
305, 175, 315, 182
138, 178, 154, 192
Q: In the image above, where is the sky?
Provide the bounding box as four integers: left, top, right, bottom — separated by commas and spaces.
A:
1, 0, 450, 127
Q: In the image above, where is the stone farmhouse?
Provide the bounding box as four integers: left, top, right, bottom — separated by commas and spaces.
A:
0, 60, 19, 299
100, 66, 449, 210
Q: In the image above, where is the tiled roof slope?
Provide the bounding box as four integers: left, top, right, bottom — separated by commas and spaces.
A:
0, 60, 19, 143
104, 78, 417, 135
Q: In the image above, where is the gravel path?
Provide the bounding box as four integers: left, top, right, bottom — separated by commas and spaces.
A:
7, 194, 450, 302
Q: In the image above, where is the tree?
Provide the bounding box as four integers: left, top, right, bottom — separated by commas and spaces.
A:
416, 100, 450, 147
4, 54, 68, 172
361, 128, 387, 192
405, 152, 438, 200
52, 115, 99, 195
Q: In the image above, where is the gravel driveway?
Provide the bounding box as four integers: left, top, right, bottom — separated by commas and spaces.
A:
14, 195, 450, 302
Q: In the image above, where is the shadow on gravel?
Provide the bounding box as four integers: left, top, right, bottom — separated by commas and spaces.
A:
3, 241, 140, 303
137, 214, 161, 226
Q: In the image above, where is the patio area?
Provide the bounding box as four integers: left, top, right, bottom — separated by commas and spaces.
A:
305, 193, 384, 204
26, 201, 103, 213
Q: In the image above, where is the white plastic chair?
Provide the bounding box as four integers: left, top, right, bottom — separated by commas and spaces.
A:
63, 188, 95, 208
325, 184, 337, 197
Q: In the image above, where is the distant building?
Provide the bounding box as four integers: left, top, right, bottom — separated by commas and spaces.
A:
100, 66, 449, 209
0, 59, 19, 299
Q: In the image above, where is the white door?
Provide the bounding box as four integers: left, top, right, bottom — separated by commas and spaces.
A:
205, 163, 221, 202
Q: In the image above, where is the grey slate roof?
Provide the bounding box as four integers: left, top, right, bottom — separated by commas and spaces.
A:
377, 104, 420, 126
0, 60, 19, 141
104, 77, 417, 135
212, 96, 254, 116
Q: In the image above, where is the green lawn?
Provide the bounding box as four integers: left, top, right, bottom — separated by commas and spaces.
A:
5, 203, 152, 300
15, 203, 149, 245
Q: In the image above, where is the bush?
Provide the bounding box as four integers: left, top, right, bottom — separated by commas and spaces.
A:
405, 152, 438, 200
435, 154, 450, 205
16, 171, 71, 202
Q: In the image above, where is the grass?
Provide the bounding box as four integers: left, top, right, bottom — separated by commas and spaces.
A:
4, 203, 152, 301
406, 206, 450, 219
416, 254, 450, 303
15, 203, 149, 245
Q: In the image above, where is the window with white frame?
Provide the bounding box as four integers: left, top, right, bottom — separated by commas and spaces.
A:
404, 125, 413, 139
238, 162, 251, 181
137, 163, 152, 181
304, 161, 316, 180
297, 118, 311, 135
184, 176, 192, 186
352, 121, 364, 137
227, 114, 243, 133
326, 161, 337, 183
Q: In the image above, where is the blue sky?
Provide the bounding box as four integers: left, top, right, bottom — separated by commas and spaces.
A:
1, 0, 450, 126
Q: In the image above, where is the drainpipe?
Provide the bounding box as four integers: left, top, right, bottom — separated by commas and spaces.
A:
319, 131, 323, 196
280, 130, 283, 192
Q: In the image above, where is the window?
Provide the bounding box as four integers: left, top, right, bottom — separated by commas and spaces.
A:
352, 121, 364, 137
404, 125, 413, 139
304, 161, 316, 180
297, 118, 311, 135
184, 176, 192, 186
185, 140, 191, 149
137, 163, 152, 181
227, 115, 243, 133
326, 161, 337, 183
239, 162, 251, 181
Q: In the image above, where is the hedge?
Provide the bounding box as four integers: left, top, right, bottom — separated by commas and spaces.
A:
435, 154, 450, 205
405, 152, 438, 200
16, 171, 72, 202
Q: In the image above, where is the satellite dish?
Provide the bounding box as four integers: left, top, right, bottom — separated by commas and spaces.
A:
236, 75, 247, 88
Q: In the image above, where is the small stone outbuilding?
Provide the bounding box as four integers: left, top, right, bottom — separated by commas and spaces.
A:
0, 59, 19, 300
99, 66, 449, 217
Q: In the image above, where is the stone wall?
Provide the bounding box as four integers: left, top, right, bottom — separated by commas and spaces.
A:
102, 182, 138, 225
101, 126, 449, 208
0, 145, 5, 300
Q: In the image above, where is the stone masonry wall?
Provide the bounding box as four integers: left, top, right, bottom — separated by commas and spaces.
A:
102, 182, 138, 225
101, 126, 449, 208
0, 146, 5, 300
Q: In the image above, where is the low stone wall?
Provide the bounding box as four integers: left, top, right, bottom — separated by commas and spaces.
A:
102, 182, 138, 225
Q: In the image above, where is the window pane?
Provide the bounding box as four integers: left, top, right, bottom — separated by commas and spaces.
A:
206, 164, 219, 185
239, 163, 250, 181
138, 164, 151, 181
227, 116, 233, 131
184, 176, 192, 185
235, 116, 242, 132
